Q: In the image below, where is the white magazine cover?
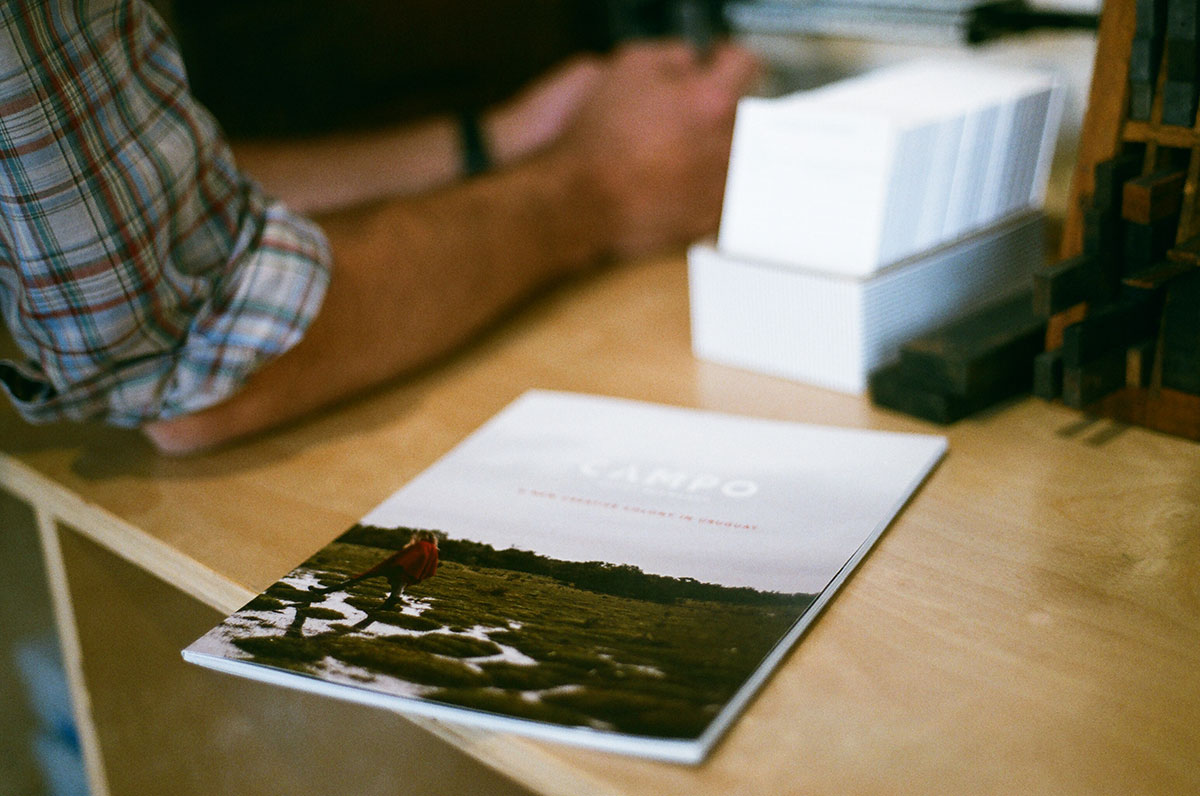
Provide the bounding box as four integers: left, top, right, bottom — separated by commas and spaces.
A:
184, 390, 947, 763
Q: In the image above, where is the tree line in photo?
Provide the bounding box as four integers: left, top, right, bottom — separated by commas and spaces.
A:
339, 524, 814, 609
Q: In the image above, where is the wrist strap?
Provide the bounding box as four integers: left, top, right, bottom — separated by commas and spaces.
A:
458, 111, 491, 178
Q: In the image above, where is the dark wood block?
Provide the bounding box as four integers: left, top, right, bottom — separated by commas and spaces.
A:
1061, 296, 1162, 367
1162, 268, 1200, 394
1168, 0, 1198, 40
1083, 205, 1121, 257
1128, 81, 1156, 120
1121, 167, 1186, 223
1034, 255, 1092, 316
1123, 213, 1180, 272
1033, 349, 1064, 400
868, 363, 998, 425
1161, 79, 1199, 126
1083, 205, 1124, 302
1162, 353, 1200, 394
1163, 354, 1200, 393
1127, 32, 1164, 121
1137, 0, 1168, 38
1062, 346, 1128, 408
1130, 35, 1165, 82
1167, 37, 1199, 81
898, 291, 1044, 397
1092, 152, 1144, 211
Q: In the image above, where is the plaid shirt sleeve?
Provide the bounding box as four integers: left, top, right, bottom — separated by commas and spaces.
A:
0, 0, 332, 427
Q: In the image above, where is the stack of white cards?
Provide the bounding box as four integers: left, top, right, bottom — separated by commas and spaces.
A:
689, 59, 1063, 394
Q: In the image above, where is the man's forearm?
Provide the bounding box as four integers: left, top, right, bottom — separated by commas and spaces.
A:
299, 147, 605, 392
230, 118, 462, 215
142, 41, 759, 454
142, 148, 604, 454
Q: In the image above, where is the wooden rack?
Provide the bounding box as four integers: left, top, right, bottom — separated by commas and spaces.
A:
1047, 0, 1200, 439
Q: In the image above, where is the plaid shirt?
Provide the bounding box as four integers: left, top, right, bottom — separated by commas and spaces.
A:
0, 0, 331, 427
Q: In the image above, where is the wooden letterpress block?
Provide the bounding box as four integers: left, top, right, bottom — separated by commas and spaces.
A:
1083, 205, 1124, 301
1163, 0, 1200, 125
1129, 34, 1165, 120
1167, 37, 1199, 81
898, 291, 1044, 397
1121, 168, 1186, 223
1034, 255, 1092, 316
868, 363, 993, 425
1167, 0, 1198, 39
1131, 38, 1163, 84
1137, 0, 1168, 38
1033, 349, 1064, 400
1123, 213, 1180, 272
1062, 346, 1128, 407
1161, 268, 1200, 394
1163, 42, 1200, 126
1161, 79, 1199, 126
1128, 80, 1156, 121
1061, 296, 1162, 367
1130, 0, 1168, 120
1092, 152, 1144, 212
1083, 205, 1120, 257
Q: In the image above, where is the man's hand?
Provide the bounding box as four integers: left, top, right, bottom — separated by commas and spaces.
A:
491, 40, 761, 259
561, 41, 760, 258
486, 55, 605, 167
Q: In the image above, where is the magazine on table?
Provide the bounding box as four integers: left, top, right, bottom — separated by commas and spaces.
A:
183, 390, 947, 763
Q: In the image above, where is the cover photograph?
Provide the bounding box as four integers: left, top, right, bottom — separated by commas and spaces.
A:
183, 390, 947, 763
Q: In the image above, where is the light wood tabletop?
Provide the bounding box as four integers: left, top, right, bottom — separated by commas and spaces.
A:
3, 250, 1198, 796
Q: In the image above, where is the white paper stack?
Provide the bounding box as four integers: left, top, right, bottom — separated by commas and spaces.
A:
689, 59, 1062, 394
690, 212, 1044, 393
717, 59, 1063, 276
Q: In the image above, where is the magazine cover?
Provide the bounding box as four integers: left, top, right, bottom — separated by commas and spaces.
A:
183, 390, 947, 763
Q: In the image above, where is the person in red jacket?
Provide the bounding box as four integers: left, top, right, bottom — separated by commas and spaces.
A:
315, 530, 440, 611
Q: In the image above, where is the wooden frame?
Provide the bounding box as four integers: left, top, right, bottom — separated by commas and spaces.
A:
1054, 0, 1200, 438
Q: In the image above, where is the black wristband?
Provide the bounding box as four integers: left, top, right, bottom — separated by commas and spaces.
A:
458, 111, 491, 178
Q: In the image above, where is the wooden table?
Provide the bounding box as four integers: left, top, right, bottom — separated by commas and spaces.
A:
3, 251, 1198, 796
